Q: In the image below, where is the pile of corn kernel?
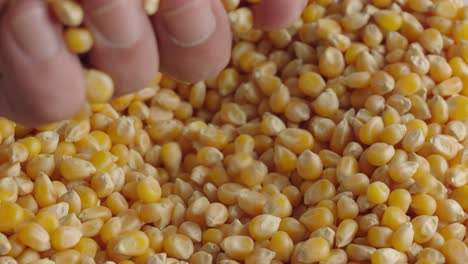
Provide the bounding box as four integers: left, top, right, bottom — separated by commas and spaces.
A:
3, 0, 468, 263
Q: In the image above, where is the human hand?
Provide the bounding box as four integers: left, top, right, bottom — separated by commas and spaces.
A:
0, 0, 307, 126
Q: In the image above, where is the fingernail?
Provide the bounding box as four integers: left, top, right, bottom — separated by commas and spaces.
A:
88, 0, 144, 48
11, 6, 61, 61
162, 0, 216, 47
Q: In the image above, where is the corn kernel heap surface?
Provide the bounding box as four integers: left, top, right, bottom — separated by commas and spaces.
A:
4, 0, 468, 263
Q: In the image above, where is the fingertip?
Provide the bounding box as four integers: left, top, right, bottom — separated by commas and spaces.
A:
82, 0, 159, 96
5, 79, 86, 127
252, 0, 307, 31
0, 70, 86, 128
0, 60, 86, 126
0, 0, 86, 126
154, 0, 231, 83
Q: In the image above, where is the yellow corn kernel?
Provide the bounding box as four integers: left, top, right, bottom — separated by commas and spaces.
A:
440, 223, 466, 242
459, 38, 468, 62
86, 69, 115, 104
362, 24, 383, 48
434, 78, 463, 98
395, 73, 421, 96
64, 27, 94, 54
381, 124, 407, 146
302, 4, 325, 23
367, 181, 390, 205
451, 185, 468, 211
402, 129, 425, 152
135, 177, 161, 204
202, 228, 223, 246
406, 119, 428, 137
304, 179, 336, 206
374, 10, 403, 31
368, 226, 393, 248
317, 18, 342, 39
220, 235, 254, 261
237, 191, 267, 215
273, 145, 297, 173
296, 150, 323, 181
372, 0, 391, 7
454, 19, 468, 43
277, 219, 307, 246
263, 192, 292, 218
261, 112, 286, 136
343, 72, 372, 89
248, 214, 281, 241
269, 84, 291, 113
388, 189, 411, 213
435, 199, 465, 223
419, 29, 444, 54
295, 237, 330, 263
73, 185, 98, 209
18, 137, 41, 158
371, 248, 407, 264
51, 249, 81, 264
26, 154, 55, 181
366, 143, 395, 166
409, 193, 436, 216
113, 230, 150, 257
390, 222, 414, 253
319, 47, 345, 78
0, 176, 17, 203
359, 116, 384, 145
298, 72, 325, 97
34, 172, 58, 208
411, 215, 438, 244
313, 88, 339, 118
440, 239, 468, 264
99, 217, 122, 245
205, 202, 228, 227
239, 160, 267, 187
428, 55, 452, 83
276, 128, 314, 154
110, 144, 130, 167
143, 0, 160, 15
189, 251, 213, 264
337, 195, 359, 220
15, 248, 41, 264
229, 7, 254, 34
74, 237, 98, 258
335, 219, 358, 248
268, 231, 294, 262
60, 157, 96, 181
107, 117, 136, 145
0, 201, 24, 233
341, 173, 369, 197
381, 206, 409, 231
430, 134, 462, 160
18, 222, 51, 252
51, 226, 82, 251
447, 95, 468, 120
34, 211, 59, 234
50, 0, 83, 26
299, 207, 334, 231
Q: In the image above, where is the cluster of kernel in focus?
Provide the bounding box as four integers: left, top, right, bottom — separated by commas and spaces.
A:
1, 0, 468, 264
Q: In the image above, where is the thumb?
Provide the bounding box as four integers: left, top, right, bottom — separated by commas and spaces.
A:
0, 0, 85, 126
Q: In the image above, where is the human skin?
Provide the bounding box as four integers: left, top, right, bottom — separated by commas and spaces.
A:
0, 0, 308, 126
